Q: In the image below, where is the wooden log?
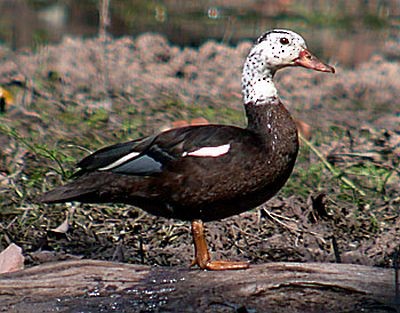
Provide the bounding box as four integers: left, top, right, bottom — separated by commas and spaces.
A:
0, 260, 398, 312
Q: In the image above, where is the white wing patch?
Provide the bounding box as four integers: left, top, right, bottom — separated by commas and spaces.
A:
182, 144, 231, 158
98, 151, 140, 171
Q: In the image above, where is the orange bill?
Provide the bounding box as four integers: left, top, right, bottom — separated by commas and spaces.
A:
294, 49, 335, 73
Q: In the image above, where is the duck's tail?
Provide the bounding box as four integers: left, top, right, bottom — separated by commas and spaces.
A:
37, 172, 112, 204
38, 183, 97, 204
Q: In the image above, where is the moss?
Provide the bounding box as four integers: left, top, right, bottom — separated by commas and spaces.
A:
85, 107, 110, 129
363, 14, 389, 29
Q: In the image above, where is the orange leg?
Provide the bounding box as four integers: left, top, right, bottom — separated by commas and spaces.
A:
190, 220, 249, 270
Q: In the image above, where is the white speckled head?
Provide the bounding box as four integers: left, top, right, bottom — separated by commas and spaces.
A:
242, 29, 334, 105
253, 29, 307, 69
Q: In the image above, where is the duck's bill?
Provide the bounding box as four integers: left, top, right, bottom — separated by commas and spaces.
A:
294, 49, 335, 73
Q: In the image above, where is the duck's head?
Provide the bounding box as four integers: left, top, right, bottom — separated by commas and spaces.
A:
242, 29, 334, 103
249, 29, 335, 74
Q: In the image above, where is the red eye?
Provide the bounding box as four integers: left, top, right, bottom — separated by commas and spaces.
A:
280, 37, 289, 45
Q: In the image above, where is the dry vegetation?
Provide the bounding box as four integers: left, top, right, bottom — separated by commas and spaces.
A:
0, 33, 399, 270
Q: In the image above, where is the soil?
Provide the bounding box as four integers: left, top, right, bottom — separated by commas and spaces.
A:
0, 33, 399, 273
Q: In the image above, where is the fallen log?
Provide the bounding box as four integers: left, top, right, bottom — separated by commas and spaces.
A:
0, 260, 398, 312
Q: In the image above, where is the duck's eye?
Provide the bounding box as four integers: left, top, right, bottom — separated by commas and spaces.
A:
280, 37, 289, 45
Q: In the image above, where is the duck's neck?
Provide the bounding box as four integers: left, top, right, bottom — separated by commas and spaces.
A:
241, 54, 298, 155
241, 53, 283, 132
242, 50, 278, 105
243, 94, 298, 167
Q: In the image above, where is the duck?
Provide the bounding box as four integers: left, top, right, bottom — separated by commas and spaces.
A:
39, 29, 334, 270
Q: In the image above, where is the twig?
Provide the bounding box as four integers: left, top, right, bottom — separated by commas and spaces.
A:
98, 0, 110, 40
98, 0, 113, 108
262, 208, 300, 233
299, 133, 366, 196
331, 235, 342, 263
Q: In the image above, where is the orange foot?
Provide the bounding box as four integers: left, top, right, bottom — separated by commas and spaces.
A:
190, 220, 250, 271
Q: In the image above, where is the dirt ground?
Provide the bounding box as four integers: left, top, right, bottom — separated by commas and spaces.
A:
0, 33, 399, 271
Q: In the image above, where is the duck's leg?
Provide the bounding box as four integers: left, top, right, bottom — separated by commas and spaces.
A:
190, 220, 249, 270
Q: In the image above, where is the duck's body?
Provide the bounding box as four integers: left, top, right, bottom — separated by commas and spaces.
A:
41, 99, 297, 222
40, 29, 334, 270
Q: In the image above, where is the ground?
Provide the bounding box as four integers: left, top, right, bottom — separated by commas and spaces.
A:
0, 33, 399, 271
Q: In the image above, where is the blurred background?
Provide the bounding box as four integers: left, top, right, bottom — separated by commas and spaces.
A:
0, 0, 399, 279
0, 0, 398, 67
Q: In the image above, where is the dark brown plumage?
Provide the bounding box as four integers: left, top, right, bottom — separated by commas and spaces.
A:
39, 29, 334, 270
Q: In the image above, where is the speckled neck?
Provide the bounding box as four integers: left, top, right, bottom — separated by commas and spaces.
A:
244, 97, 295, 136
241, 49, 278, 105
245, 98, 298, 169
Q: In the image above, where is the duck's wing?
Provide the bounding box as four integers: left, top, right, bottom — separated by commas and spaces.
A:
39, 125, 265, 206
75, 125, 261, 177
75, 134, 157, 176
